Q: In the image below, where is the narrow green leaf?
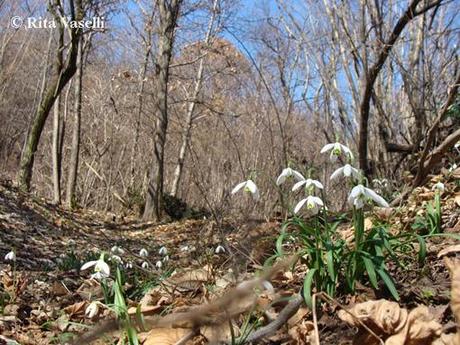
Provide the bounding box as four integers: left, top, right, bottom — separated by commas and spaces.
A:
362, 256, 378, 289
376, 268, 399, 301
326, 250, 335, 281
302, 268, 317, 309
415, 235, 426, 265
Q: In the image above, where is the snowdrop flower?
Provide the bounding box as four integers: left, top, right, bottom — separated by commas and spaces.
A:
330, 164, 361, 180
321, 142, 354, 162
139, 248, 149, 257
348, 184, 389, 209
163, 255, 169, 262
432, 182, 445, 193
231, 180, 260, 201
449, 163, 458, 172
276, 168, 304, 185
110, 255, 123, 264
215, 245, 225, 254
111, 246, 125, 255
141, 261, 149, 269
125, 262, 133, 269
155, 260, 163, 269
180, 245, 190, 252
294, 195, 324, 214
159, 246, 168, 256
85, 301, 100, 318
81, 256, 110, 280
292, 178, 323, 192
4, 250, 16, 262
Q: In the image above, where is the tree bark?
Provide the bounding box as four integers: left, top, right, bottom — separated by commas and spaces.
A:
66, 34, 83, 208
170, 0, 218, 197
17, 0, 83, 191
143, 0, 182, 221
52, 95, 62, 204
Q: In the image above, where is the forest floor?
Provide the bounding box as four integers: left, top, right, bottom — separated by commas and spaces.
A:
0, 169, 459, 345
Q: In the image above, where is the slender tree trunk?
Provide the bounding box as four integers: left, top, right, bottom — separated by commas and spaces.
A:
143, 0, 182, 221
52, 95, 61, 204
66, 35, 83, 208
170, 0, 218, 197
130, 10, 155, 189
17, 0, 83, 191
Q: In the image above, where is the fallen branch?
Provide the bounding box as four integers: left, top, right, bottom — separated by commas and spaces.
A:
242, 293, 304, 344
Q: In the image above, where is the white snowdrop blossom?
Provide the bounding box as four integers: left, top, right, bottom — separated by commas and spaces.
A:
141, 261, 149, 269
4, 250, 16, 262
125, 262, 133, 269
85, 301, 100, 318
81, 256, 110, 280
348, 184, 389, 209
231, 180, 260, 201
111, 246, 125, 255
292, 178, 323, 193
276, 168, 304, 186
139, 248, 149, 257
432, 182, 445, 193
159, 246, 168, 256
330, 164, 361, 180
110, 255, 123, 264
163, 255, 169, 262
321, 142, 354, 162
180, 245, 190, 252
449, 163, 458, 172
294, 196, 324, 215
215, 245, 225, 254
155, 260, 163, 269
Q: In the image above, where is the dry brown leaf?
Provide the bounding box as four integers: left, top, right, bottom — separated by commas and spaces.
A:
143, 327, 192, 345
437, 245, 460, 258
338, 299, 407, 334
64, 301, 87, 317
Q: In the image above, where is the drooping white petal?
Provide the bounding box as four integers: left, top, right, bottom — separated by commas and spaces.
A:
231, 181, 247, 195
309, 196, 324, 207
292, 180, 306, 191
340, 144, 354, 160
81, 260, 97, 271
159, 246, 168, 256
310, 179, 324, 189
94, 259, 110, 278
330, 166, 344, 180
139, 248, 149, 257
432, 182, 445, 193
245, 180, 259, 201
4, 251, 16, 261
294, 198, 308, 214
276, 168, 290, 185
85, 302, 99, 318
291, 169, 305, 182
364, 187, 389, 208
320, 143, 336, 153
111, 255, 122, 264
155, 260, 162, 269
343, 164, 352, 177
215, 245, 225, 254
142, 261, 149, 269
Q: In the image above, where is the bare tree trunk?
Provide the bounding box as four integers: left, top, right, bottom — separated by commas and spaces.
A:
130, 9, 155, 189
358, 0, 442, 176
170, 0, 219, 197
143, 0, 182, 221
52, 95, 61, 204
17, 0, 83, 191
66, 35, 83, 208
